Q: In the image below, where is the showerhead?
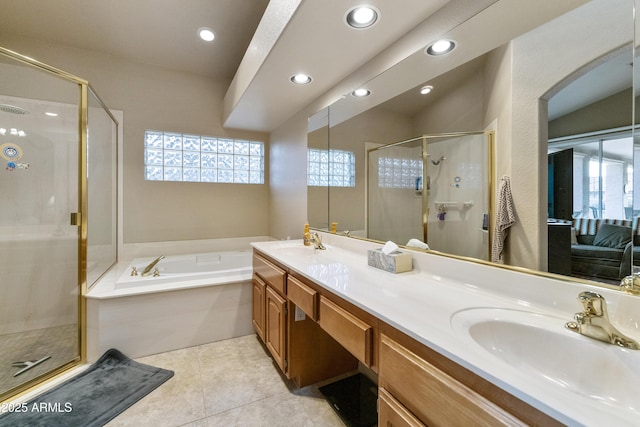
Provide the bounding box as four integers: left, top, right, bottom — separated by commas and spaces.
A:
428, 155, 446, 165
0, 104, 29, 115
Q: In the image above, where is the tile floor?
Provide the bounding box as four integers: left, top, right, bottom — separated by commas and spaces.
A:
0, 324, 78, 395
106, 334, 346, 426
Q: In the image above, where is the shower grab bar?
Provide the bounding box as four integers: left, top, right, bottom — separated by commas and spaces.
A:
434, 201, 474, 210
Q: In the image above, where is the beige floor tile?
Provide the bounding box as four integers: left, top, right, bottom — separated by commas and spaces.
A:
106, 346, 206, 427
107, 335, 349, 427
200, 358, 291, 416
204, 390, 343, 427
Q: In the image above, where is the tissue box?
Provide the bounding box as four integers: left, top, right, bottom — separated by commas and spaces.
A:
367, 248, 413, 273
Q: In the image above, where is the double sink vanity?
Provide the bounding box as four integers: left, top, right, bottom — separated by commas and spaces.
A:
251, 232, 640, 426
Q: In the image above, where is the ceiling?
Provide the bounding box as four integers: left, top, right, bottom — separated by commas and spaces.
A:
0, 0, 494, 132
0, 0, 270, 80
0, 0, 613, 133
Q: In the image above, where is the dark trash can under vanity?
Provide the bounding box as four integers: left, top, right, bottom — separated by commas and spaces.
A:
319, 373, 378, 427
548, 221, 571, 275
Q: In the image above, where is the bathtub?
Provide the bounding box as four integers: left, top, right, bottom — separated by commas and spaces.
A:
86, 249, 255, 360
116, 250, 253, 289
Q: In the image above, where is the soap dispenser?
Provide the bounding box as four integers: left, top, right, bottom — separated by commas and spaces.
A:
303, 223, 311, 246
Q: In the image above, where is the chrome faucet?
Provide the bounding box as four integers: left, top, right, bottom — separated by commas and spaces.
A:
565, 291, 639, 350
309, 232, 326, 250
141, 255, 165, 277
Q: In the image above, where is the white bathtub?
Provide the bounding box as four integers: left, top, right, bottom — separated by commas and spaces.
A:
116, 250, 253, 289
86, 249, 255, 360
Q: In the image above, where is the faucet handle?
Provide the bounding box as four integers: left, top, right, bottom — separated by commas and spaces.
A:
621, 272, 640, 295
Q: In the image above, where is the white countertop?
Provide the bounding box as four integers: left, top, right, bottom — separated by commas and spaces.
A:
252, 234, 640, 427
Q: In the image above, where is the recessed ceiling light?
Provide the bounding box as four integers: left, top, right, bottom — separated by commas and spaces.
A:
426, 39, 456, 56
290, 73, 312, 85
345, 6, 379, 29
420, 85, 433, 95
198, 27, 215, 42
352, 88, 371, 97
45, 112, 58, 117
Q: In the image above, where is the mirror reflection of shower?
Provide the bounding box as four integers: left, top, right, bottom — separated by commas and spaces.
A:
427, 154, 446, 165
367, 131, 493, 261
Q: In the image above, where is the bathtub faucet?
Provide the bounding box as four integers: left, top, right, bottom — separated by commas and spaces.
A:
141, 255, 165, 277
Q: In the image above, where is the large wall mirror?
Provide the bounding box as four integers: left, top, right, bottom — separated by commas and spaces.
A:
307, 0, 639, 289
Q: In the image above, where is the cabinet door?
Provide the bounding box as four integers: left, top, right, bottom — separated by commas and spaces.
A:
265, 285, 287, 373
380, 334, 523, 426
252, 275, 266, 341
379, 387, 426, 427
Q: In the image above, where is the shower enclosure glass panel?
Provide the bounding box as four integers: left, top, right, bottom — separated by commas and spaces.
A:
87, 89, 117, 289
0, 56, 80, 396
368, 132, 492, 260
368, 140, 424, 244
0, 47, 117, 401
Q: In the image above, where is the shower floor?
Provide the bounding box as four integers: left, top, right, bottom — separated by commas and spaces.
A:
0, 324, 79, 396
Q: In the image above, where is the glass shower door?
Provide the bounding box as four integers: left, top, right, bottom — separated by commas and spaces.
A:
0, 54, 82, 397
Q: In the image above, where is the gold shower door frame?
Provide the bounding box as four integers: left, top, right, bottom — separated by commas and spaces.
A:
0, 46, 117, 402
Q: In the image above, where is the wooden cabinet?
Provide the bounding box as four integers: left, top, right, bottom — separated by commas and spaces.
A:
318, 295, 373, 366
287, 275, 318, 320
253, 252, 286, 294
379, 387, 426, 427
251, 274, 266, 341
379, 334, 525, 427
265, 285, 287, 372
253, 252, 288, 374
252, 247, 560, 426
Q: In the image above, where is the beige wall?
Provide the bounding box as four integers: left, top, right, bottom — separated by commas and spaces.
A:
0, 35, 270, 243
268, 109, 309, 241
549, 89, 633, 139
506, 0, 631, 270
412, 68, 485, 135
330, 107, 414, 233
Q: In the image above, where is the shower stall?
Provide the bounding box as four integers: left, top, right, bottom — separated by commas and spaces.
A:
0, 47, 117, 400
367, 131, 493, 260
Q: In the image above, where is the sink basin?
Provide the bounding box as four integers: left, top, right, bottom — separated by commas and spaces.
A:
450, 308, 640, 411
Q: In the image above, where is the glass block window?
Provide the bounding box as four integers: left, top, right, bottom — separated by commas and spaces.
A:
307, 148, 355, 187
144, 131, 264, 184
378, 156, 423, 189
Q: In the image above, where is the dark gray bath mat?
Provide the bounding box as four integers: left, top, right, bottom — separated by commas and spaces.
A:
0, 348, 174, 427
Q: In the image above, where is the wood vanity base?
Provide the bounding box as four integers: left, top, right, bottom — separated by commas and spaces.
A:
253, 249, 563, 427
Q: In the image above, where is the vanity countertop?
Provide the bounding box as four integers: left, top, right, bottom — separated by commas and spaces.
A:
252, 234, 640, 427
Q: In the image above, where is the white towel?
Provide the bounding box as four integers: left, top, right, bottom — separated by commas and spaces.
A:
491, 176, 515, 263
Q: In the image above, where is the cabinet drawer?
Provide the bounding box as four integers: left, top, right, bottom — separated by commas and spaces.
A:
253, 253, 286, 296
287, 276, 318, 320
380, 334, 523, 427
379, 387, 426, 427
319, 296, 372, 366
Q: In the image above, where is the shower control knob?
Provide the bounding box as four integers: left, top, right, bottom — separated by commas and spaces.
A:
153, 268, 160, 277
131, 266, 138, 276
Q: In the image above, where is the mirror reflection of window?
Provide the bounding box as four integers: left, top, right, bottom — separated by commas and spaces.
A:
549, 132, 633, 221
307, 148, 355, 187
